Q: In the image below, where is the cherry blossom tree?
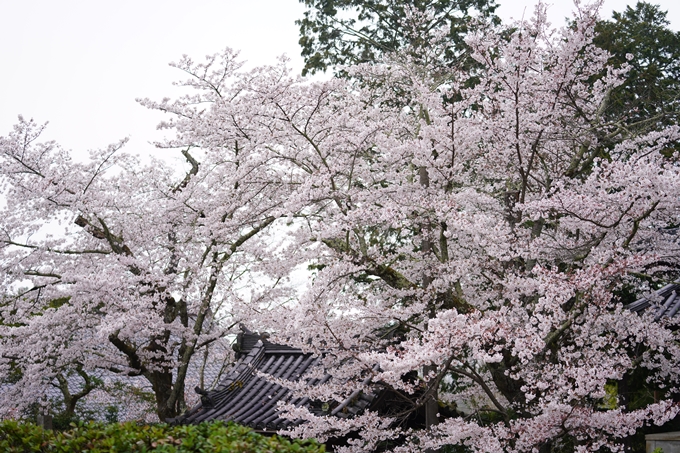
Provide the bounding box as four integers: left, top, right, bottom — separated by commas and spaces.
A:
0, 52, 307, 421
265, 3, 680, 452
2, 1, 680, 451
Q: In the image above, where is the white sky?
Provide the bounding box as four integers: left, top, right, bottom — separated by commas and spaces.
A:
1, 0, 679, 158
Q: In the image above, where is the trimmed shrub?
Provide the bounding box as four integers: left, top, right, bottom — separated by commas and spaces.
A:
0, 419, 325, 453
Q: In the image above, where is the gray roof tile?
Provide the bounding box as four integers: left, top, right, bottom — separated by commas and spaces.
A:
172, 329, 376, 430
626, 282, 680, 320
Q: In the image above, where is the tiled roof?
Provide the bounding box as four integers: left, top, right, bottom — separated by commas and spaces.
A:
172, 283, 680, 431
626, 282, 680, 321
172, 329, 377, 430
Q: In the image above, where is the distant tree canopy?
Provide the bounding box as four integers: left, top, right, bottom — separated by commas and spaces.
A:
297, 0, 680, 136
296, 0, 499, 75
594, 2, 680, 144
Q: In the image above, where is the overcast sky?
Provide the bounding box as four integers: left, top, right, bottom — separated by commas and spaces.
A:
2, 0, 679, 157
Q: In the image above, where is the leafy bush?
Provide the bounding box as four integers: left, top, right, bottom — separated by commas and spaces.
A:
0, 419, 325, 452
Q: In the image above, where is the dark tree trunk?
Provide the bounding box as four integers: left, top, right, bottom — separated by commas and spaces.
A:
618, 374, 633, 452
420, 166, 439, 452
148, 370, 180, 421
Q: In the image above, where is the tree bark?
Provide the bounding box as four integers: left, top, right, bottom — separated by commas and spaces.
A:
420, 165, 439, 451
147, 370, 178, 421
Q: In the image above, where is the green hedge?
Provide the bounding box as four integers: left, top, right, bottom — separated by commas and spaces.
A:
0, 419, 325, 453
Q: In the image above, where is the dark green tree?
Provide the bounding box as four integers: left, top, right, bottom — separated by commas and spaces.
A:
594, 2, 680, 142
297, 0, 499, 76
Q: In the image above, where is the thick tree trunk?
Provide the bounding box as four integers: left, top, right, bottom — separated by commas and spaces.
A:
420, 166, 439, 451
618, 375, 633, 452
423, 364, 439, 428
148, 370, 180, 421
487, 356, 526, 409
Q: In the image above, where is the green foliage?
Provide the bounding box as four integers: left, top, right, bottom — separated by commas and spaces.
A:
104, 406, 120, 424
51, 411, 81, 432
594, 2, 680, 147
47, 297, 71, 310
0, 420, 325, 453
296, 0, 499, 76
601, 381, 618, 410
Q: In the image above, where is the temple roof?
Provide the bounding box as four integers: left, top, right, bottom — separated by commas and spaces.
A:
172, 329, 377, 431
626, 282, 680, 320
